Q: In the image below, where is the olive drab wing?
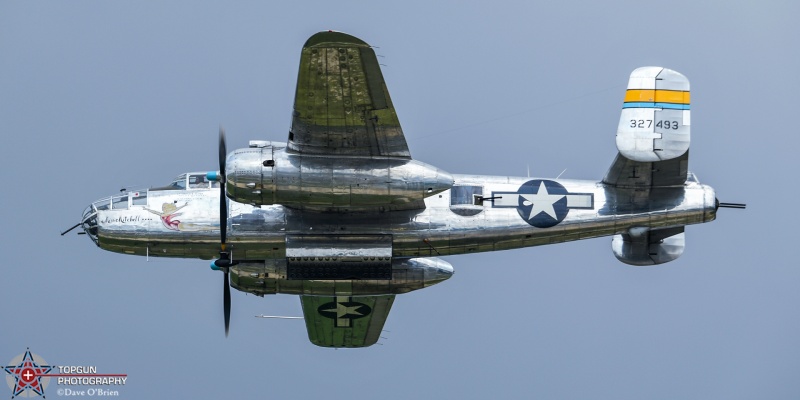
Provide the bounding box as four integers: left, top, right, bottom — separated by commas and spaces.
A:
288, 31, 410, 158
300, 295, 395, 348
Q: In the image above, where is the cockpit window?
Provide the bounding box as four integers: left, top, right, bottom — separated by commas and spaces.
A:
111, 196, 128, 210
170, 175, 187, 190
94, 199, 110, 211
188, 173, 209, 189
151, 172, 214, 192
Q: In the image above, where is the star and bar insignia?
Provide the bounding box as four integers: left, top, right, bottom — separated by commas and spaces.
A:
317, 297, 372, 328
491, 179, 593, 228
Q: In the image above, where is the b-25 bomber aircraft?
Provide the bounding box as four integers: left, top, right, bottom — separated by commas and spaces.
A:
64, 31, 744, 348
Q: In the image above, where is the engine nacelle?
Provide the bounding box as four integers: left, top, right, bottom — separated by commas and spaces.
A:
612, 226, 685, 266
226, 142, 453, 210
230, 257, 454, 296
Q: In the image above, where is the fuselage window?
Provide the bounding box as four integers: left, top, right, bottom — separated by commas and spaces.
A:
449, 185, 484, 216
132, 192, 148, 206
111, 196, 128, 210
450, 185, 483, 206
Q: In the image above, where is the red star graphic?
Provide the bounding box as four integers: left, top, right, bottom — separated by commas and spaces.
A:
4, 349, 52, 398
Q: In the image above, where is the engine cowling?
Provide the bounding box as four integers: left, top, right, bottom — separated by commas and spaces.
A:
612, 226, 685, 266
226, 142, 453, 210
230, 257, 454, 296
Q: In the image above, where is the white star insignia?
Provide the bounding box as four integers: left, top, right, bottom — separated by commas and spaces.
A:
519, 181, 565, 220
322, 303, 364, 318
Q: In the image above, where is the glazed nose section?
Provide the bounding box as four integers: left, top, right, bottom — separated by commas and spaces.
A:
60, 204, 98, 238
81, 205, 99, 241
59, 203, 99, 243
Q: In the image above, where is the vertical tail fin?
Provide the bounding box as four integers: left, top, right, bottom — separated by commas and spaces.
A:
604, 67, 691, 188
616, 67, 690, 162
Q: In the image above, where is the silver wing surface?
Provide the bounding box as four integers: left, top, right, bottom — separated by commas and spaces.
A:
288, 31, 410, 158
300, 295, 395, 348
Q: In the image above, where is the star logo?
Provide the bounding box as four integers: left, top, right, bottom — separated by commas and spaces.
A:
4, 349, 52, 399
318, 297, 372, 328
491, 179, 594, 228
519, 181, 566, 222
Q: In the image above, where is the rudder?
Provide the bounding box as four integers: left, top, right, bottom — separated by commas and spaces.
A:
616, 67, 690, 162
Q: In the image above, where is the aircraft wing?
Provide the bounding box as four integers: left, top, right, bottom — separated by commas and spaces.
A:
288, 31, 410, 158
300, 294, 394, 348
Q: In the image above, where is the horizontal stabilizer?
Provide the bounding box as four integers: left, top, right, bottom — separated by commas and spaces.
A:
617, 67, 690, 162
612, 226, 685, 266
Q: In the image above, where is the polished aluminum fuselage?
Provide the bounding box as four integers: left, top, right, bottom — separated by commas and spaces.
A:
83, 142, 718, 296
89, 170, 717, 263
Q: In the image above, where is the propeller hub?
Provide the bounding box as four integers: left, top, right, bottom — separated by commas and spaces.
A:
207, 171, 222, 182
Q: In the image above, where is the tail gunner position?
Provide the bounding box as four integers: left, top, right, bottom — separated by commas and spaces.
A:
63, 31, 744, 348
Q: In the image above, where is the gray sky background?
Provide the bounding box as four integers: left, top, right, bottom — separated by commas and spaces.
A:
2, 1, 799, 399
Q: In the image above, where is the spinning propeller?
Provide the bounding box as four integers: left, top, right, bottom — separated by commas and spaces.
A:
210, 127, 236, 337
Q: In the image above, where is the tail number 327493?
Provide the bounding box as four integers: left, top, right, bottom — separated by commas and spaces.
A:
629, 119, 679, 130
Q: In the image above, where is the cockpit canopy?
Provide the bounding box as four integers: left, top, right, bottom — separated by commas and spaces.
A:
164, 172, 220, 190
89, 171, 217, 213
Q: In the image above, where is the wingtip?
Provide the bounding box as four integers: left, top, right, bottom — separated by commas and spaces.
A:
304, 31, 369, 48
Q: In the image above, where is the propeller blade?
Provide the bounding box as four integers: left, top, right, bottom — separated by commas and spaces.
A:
224, 270, 231, 337
219, 127, 228, 245
216, 127, 233, 337
219, 127, 227, 177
